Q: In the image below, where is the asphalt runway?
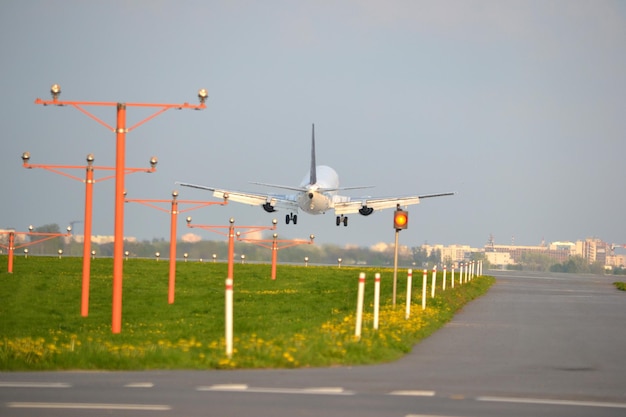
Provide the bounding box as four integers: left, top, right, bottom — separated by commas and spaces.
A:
2, 270, 625, 416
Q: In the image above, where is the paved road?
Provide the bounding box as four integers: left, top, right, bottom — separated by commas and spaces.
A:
2, 270, 625, 416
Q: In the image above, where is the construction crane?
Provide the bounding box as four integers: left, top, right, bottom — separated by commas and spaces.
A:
69, 220, 82, 233
610, 243, 626, 256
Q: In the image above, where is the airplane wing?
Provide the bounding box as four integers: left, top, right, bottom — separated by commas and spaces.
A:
176, 182, 300, 211
333, 192, 455, 215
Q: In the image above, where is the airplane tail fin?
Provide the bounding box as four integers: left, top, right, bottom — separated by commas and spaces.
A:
309, 124, 317, 185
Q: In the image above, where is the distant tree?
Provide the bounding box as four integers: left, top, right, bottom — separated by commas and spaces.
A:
549, 256, 606, 274
520, 252, 552, 271
589, 261, 605, 275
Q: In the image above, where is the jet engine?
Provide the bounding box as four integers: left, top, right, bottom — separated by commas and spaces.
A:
263, 202, 276, 213
359, 206, 374, 216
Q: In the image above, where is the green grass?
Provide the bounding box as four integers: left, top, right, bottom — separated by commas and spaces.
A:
614, 282, 626, 291
0, 255, 494, 370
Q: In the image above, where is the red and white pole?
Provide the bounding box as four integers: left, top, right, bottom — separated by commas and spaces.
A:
431, 265, 437, 298
225, 277, 233, 358
355, 272, 366, 340
225, 218, 235, 358
373, 273, 380, 329
405, 269, 412, 319
451, 264, 455, 289
422, 269, 427, 310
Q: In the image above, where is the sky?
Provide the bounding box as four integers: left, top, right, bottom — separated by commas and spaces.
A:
1, 0, 625, 249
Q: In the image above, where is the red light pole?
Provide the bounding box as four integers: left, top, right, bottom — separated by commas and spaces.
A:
0, 225, 72, 273
35, 84, 208, 334
185, 217, 277, 358
125, 191, 227, 304
21, 152, 156, 317
236, 232, 315, 280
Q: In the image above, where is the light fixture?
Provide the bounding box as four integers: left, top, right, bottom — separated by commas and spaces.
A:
198, 88, 208, 104
50, 84, 61, 100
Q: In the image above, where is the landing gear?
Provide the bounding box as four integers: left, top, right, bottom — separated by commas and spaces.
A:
336, 215, 348, 227
286, 213, 298, 225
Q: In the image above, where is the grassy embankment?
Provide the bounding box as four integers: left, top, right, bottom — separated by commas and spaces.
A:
0, 256, 493, 370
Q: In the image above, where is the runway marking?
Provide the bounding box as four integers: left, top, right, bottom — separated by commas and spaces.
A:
7, 402, 171, 411
201, 384, 249, 391
476, 396, 626, 409
389, 390, 436, 397
197, 384, 353, 395
0, 382, 71, 388
124, 382, 155, 388
406, 415, 463, 417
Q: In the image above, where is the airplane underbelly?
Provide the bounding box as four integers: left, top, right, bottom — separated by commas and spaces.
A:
298, 193, 331, 214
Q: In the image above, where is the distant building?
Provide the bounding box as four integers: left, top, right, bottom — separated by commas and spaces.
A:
574, 238, 609, 264
71, 235, 138, 244
485, 251, 513, 266
421, 244, 480, 266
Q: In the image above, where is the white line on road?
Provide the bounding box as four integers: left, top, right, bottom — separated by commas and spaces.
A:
389, 390, 436, 397
7, 402, 171, 411
406, 415, 464, 417
197, 384, 354, 395
124, 382, 155, 388
0, 382, 71, 388
477, 396, 626, 409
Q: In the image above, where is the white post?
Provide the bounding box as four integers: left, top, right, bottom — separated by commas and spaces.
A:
422, 269, 427, 310
373, 273, 380, 330
225, 278, 234, 358
465, 262, 469, 283
459, 263, 463, 285
355, 272, 366, 340
431, 265, 437, 298
405, 269, 412, 319
442, 265, 447, 291
451, 264, 455, 289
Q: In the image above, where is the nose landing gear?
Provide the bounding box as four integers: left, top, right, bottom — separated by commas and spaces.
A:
286, 213, 298, 225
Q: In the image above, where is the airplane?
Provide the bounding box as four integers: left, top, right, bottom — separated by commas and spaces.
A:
177, 124, 455, 226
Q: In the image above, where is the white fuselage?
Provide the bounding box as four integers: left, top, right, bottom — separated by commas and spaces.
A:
297, 165, 339, 214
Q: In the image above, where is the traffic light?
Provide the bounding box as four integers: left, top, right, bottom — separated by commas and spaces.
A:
393, 209, 408, 230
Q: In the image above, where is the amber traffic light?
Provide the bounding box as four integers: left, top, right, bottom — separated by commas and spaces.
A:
393, 209, 408, 230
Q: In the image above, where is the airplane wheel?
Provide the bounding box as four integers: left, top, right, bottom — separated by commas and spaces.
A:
336, 216, 341, 226
343, 216, 349, 226
285, 214, 291, 225
293, 215, 298, 225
